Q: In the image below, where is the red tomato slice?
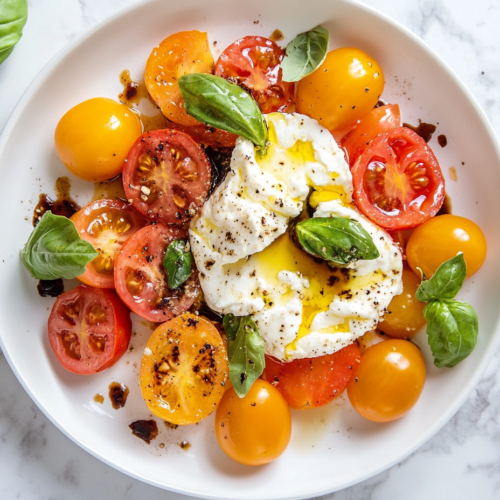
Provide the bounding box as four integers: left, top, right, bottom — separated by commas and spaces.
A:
263, 344, 361, 409
342, 104, 401, 166
165, 121, 237, 149
114, 224, 200, 322
123, 129, 211, 226
71, 199, 146, 288
48, 285, 131, 374
352, 127, 445, 230
214, 36, 294, 114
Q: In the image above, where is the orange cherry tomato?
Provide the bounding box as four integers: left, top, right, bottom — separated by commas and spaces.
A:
296, 47, 384, 133
145, 31, 214, 127
140, 313, 228, 425
347, 339, 426, 422
215, 380, 291, 465
406, 214, 487, 279
378, 266, 426, 339
263, 343, 360, 409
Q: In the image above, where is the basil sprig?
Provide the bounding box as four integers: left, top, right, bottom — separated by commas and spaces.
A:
295, 217, 379, 265
21, 211, 98, 280
163, 239, 192, 289
178, 73, 267, 148
0, 0, 28, 65
281, 25, 330, 82
223, 314, 265, 398
416, 254, 479, 368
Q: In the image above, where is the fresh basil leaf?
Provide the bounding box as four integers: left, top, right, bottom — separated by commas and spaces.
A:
224, 314, 265, 398
21, 211, 98, 280
295, 217, 379, 265
0, 0, 28, 64
416, 254, 467, 303
281, 25, 329, 82
424, 300, 478, 368
163, 239, 192, 289
178, 73, 267, 148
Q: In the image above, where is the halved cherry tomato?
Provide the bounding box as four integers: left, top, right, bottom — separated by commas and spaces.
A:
215, 380, 291, 465
342, 104, 401, 166
114, 224, 200, 322
145, 31, 214, 127
166, 121, 237, 149
140, 313, 228, 425
263, 343, 360, 409
347, 339, 426, 422
123, 129, 211, 225
352, 127, 445, 230
71, 199, 146, 288
48, 285, 131, 374
214, 36, 294, 114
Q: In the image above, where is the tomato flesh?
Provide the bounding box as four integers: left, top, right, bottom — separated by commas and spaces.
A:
263, 343, 360, 409
48, 285, 131, 374
215, 36, 294, 113
123, 129, 211, 225
352, 126, 445, 229
114, 224, 200, 322
71, 199, 146, 288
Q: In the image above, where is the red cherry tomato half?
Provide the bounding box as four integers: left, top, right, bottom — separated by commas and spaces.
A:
342, 104, 401, 167
114, 224, 200, 322
352, 127, 445, 230
165, 121, 237, 149
48, 285, 131, 374
263, 343, 361, 409
214, 36, 294, 114
71, 199, 146, 288
123, 129, 211, 226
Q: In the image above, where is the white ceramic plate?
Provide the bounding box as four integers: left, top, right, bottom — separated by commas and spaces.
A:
1, 0, 500, 498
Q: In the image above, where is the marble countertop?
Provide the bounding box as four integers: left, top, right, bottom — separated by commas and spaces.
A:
1, 0, 499, 499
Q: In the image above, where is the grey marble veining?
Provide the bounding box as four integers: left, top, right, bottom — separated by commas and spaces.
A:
1, 0, 499, 499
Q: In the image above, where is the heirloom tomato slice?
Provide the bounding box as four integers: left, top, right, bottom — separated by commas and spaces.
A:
48, 285, 131, 374
114, 224, 200, 323
123, 129, 211, 225
352, 126, 445, 230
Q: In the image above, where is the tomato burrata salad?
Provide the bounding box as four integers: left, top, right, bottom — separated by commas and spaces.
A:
21, 27, 487, 466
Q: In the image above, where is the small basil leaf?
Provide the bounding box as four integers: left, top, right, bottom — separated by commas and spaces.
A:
225, 315, 265, 398
295, 217, 379, 265
222, 313, 241, 341
21, 211, 98, 280
424, 300, 479, 368
416, 254, 467, 303
163, 239, 192, 289
178, 73, 267, 148
0, 0, 28, 65
281, 25, 330, 82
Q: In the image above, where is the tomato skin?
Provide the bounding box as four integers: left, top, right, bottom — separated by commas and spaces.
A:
352, 127, 445, 230
145, 31, 214, 127
123, 129, 211, 226
347, 339, 426, 422
114, 224, 200, 323
140, 313, 228, 425
263, 343, 360, 409
48, 285, 131, 374
342, 104, 401, 166
378, 266, 426, 339
165, 121, 237, 148
406, 214, 487, 279
296, 47, 384, 133
55, 98, 142, 182
214, 36, 294, 114
215, 380, 291, 465
71, 199, 146, 288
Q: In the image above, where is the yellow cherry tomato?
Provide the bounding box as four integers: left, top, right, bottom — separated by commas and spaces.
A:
55, 97, 142, 182
347, 339, 426, 422
215, 380, 291, 465
378, 266, 426, 339
296, 47, 384, 132
407, 215, 487, 279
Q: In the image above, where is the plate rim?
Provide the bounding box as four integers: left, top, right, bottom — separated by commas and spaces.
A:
1, 0, 500, 498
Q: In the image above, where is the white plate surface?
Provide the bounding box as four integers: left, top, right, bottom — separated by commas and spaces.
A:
1, 0, 500, 498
